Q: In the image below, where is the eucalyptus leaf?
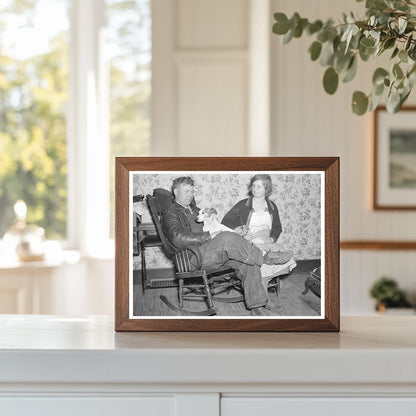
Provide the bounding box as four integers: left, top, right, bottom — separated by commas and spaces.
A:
293, 18, 308, 38
391, 21, 400, 34
373, 82, 385, 96
408, 71, 416, 88
352, 91, 369, 115
405, 34, 413, 51
375, 43, 385, 56
317, 29, 328, 43
398, 17, 407, 34
366, 0, 388, 10
396, 80, 404, 89
399, 49, 408, 63
407, 64, 416, 88
409, 44, 416, 60
347, 13, 355, 24
386, 87, 401, 112
369, 30, 381, 44
393, 63, 404, 79
383, 37, 396, 49
309, 41, 322, 61
323, 67, 339, 94
350, 32, 361, 49
290, 12, 301, 30
345, 25, 359, 52
369, 92, 383, 111
273, 13, 290, 35
320, 40, 335, 66
401, 88, 411, 105
334, 35, 342, 52
372, 68, 389, 85
391, 47, 399, 59
334, 52, 352, 72
325, 27, 338, 42
360, 37, 375, 48
342, 56, 358, 82
359, 44, 375, 61
282, 29, 293, 45
408, 63, 416, 77
393, 0, 410, 12
307, 20, 323, 35
341, 26, 352, 43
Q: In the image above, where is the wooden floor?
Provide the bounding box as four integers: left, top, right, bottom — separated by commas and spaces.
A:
133, 260, 321, 317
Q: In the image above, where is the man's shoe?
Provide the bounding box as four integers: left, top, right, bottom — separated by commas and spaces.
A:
249, 307, 264, 316
263, 249, 294, 265
249, 304, 276, 316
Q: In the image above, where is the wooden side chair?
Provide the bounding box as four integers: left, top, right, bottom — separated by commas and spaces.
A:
146, 190, 243, 316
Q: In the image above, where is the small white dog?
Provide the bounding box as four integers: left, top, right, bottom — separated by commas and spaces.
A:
196, 208, 235, 237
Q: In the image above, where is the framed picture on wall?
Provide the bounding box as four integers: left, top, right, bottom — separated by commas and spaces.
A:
115, 157, 339, 332
374, 106, 416, 209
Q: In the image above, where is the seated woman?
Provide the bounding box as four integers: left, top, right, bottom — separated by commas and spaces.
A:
221, 174, 297, 290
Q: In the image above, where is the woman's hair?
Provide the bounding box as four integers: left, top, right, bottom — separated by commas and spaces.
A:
248, 174, 273, 197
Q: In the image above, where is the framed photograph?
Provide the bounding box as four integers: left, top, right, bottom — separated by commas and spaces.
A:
115, 157, 339, 331
374, 106, 416, 209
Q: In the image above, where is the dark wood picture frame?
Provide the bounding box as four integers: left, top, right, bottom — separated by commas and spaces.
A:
373, 106, 416, 210
115, 157, 339, 332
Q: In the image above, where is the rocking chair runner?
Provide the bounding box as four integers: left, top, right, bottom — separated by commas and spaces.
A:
146, 191, 244, 316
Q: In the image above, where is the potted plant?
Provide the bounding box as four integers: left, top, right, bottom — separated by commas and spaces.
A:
369, 276, 413, 312
272, 0, 416, 115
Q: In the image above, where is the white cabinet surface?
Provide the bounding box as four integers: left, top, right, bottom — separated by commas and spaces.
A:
2, 397, 175, 416
0, 315, 415, 415
222, 398, 416, 416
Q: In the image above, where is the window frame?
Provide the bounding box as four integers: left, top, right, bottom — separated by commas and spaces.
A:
67, 0, 112, 257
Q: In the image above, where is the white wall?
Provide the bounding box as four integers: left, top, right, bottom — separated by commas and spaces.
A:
152, 0, 255, 156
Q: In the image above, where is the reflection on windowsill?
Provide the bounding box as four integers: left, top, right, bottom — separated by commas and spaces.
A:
0, 239, 81, 270
0, 238, 116, 268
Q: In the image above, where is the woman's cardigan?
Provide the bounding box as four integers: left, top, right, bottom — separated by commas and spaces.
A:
221, 197, 282, 242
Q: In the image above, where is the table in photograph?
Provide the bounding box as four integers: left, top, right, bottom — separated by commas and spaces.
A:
0, 315, 416, 416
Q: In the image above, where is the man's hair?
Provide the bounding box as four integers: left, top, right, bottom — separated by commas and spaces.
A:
248, 174, 273, 197
172, 176, 195, 192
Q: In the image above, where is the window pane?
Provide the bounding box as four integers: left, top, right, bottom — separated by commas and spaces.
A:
106, 0, 151, 237
0, 0, 70, 239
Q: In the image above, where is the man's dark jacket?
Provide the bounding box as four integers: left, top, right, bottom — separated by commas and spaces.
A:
162, 202, 211, 250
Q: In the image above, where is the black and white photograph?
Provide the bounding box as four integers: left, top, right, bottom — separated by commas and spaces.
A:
130, 171, 324, 318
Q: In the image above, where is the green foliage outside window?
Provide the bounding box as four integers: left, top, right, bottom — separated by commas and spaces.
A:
0, 0, 151, 240
0, 1, 69, 238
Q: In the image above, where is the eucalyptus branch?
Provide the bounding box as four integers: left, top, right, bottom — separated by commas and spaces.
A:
272, 0, 416, 115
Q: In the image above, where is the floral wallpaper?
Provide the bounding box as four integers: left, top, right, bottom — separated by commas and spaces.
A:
132, 173, 322, 269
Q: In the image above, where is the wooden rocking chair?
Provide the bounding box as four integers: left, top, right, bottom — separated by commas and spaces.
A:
146, 190, 244, 316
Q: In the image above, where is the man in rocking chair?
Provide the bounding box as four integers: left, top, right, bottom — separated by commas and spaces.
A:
162, 176, 293, 315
